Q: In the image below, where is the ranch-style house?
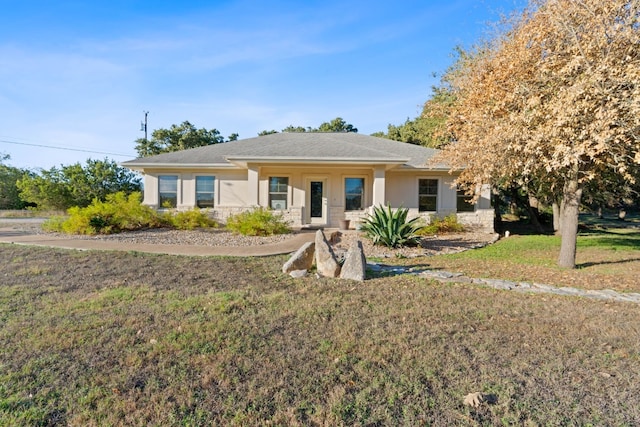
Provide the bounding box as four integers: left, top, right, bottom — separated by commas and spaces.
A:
122, 132, 493, 230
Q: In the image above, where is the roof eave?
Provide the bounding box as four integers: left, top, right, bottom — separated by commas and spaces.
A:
121, 162, 236, 171
225, 156, 410, 168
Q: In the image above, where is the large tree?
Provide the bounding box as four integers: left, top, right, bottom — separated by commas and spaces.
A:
17, 158, 142, 211
135, 121, 237, 157
438, 0, 640, 268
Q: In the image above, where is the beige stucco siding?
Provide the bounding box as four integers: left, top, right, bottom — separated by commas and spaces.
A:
385, 171, 456, 211
138, 165, 493, 230
258, 165, 373, 210
142, 169, 250, 208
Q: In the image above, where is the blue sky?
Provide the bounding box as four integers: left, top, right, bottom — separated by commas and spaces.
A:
0, 0, 525, 169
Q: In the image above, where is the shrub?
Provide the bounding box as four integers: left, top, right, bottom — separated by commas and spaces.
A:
43, 192, 162, 235
42, 215, 67, 233
162, 208, 218, 230
226, 207, 291, 236
417, 213, 465, 235
360, 204, 422, 248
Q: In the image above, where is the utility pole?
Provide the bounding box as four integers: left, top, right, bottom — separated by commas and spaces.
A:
140, 111, 149, 141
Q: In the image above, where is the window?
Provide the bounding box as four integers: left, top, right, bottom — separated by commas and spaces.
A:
196, 176, 215, 208
456, 188, 475, 212
418, 179, 438, 212
158, 175, 178, 208
345, 178, 364, 211
269, 177, 288, 210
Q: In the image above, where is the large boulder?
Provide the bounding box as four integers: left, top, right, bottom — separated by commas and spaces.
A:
282, 241, 315, 274
339, 240, 366, 281
314, 230, 341, 277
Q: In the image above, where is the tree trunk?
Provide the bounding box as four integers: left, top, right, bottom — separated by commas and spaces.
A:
525, 198, 544, 234
558, 175, 583, 269
493, 190, 503, 233
552, 202, 561, 234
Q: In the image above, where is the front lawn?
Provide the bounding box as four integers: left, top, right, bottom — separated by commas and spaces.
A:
1, 244, 639, 425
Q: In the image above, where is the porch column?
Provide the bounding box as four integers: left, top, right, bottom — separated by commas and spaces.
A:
372, 165, 386, 207
247, 166, 259, 206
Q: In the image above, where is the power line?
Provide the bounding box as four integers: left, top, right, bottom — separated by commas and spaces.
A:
0, 138, 133, 158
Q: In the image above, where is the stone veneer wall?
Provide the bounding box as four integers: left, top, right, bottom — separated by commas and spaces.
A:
456, 209, 495, 232
207, 206, 303, 226
406, 208, 495, 233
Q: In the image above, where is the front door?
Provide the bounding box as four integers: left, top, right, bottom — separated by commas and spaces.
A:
307, 178, 327, 225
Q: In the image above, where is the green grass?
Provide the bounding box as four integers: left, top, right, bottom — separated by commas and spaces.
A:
1, 244, 640, 425
444, 234, 561, 266
416, 227, 640, 291
437, 229, 639, 263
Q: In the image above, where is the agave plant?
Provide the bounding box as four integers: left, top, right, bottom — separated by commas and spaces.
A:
359, 204, 422, 248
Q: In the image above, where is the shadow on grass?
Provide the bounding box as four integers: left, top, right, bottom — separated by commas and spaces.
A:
579, 236, 640, 250
577, 257, 640, 269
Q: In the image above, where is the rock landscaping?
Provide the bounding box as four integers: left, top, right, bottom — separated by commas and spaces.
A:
283, 230, 367, 281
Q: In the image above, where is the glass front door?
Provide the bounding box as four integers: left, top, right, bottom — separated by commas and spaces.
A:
307, 178, 327, 225
310, 181, 323, 218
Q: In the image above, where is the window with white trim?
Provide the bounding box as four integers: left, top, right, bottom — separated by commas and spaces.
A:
269, 177, 288, 210
456, 188, 475, 212
418, 179, 438, 212
158, 175, 178, 208
196, 176, 215, 208
345, 177, 364, 211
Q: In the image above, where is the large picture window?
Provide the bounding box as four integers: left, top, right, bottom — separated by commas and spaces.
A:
456, 188, 475, 212
269, 177, 288, 210
196, 176, 215, 208
418, 179, 438, 212
158, 175, 178, 208
345, 177, 364, 211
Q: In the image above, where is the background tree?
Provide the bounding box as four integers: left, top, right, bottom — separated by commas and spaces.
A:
281, 125, 310, 133
17, 158, 142, 210
437, 0, 640, 268
0, 154, 33, 209
135, 121, 237, 157
376, 86, 456, 148
259, 117, 358, 135
316, 117, 358, 133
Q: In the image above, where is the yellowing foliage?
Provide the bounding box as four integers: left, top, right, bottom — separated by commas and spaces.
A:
437, 0, 640, 267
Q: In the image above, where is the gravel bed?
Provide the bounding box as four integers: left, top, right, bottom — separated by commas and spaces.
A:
332, 229, 499, 258
0, 221, 292, 246
1, 220, 498, 254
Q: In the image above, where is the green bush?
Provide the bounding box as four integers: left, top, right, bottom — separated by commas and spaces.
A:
417, 213, 465, 235
45, 192, 162, 235
360, 205, 422, 248
162, 208, 218, 230
226, 207, 291, 236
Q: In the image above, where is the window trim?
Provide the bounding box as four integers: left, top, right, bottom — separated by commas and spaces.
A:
418, 178, 438, 212
268, 176, 289, 210
158, 175, 179, 208
195, 175, 216, 208
344, 176, 366, 211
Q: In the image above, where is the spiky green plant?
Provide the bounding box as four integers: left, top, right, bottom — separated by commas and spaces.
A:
359, 204, 422, 248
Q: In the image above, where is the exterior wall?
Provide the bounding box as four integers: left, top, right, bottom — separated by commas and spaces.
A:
258, 165, 374, 228
142, 169, 249, 210
139, 166, 494, 231
385, 171, 493, 232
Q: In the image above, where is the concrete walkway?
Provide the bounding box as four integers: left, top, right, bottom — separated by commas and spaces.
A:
0, 227, 317, 257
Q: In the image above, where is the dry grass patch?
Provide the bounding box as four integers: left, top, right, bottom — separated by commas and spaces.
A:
1, 244, 639, 425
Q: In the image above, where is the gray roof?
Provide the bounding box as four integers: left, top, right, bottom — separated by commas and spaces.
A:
122, 132, 446, 170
